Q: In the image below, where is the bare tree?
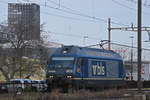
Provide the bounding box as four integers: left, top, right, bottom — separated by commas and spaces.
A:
0, 20, 48, 80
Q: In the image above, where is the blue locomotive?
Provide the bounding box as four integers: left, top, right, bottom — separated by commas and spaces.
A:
46, 45, 126, 91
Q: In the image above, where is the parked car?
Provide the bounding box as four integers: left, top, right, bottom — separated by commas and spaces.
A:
7, 79, 31, 92
31, 80, 47, 92
39, 80, 47, 91
31, 80, 40, 91
0, 83, 8, 93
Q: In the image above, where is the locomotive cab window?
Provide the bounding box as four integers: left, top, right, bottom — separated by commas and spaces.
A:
51, 57, 75, 68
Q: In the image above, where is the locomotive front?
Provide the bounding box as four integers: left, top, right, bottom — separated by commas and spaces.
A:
47, 56, 74, 79
46, 46, 78, 91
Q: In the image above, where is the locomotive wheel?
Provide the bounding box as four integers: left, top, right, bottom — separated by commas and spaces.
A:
61, 84, 68, 93
47, 83, 52, 92
68, 84, 74, 93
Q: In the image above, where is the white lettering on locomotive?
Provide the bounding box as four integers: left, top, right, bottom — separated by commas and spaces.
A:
92, 65, 105, 76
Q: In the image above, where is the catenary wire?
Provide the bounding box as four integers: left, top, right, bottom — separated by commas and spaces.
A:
0, 0, 129, 26
40, 0, 129, 26
41, 12, 99, 23
47, 30, 101, 40
112, 0, 150, 15
124, 0, 150, 8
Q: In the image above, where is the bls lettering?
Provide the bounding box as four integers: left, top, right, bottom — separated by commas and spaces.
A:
92, 65, 105, 76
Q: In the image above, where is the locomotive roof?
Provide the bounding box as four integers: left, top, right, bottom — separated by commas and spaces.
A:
52, 45, 122, 60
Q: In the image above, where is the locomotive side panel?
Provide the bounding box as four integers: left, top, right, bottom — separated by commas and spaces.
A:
83, 58, 125, 88
88, 59, 119, 78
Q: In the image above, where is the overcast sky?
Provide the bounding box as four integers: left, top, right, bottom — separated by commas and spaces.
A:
0, 0, 150, 49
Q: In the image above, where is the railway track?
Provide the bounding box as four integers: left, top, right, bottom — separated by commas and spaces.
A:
126, 80, 150, 88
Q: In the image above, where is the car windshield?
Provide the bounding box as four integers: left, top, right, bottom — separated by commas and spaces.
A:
9, 80, 21, 84
32, 81, 38, 84
51, 57, 74, 68
39, 80, 45, 84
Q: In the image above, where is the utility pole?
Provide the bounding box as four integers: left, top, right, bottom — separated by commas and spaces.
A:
130, 36, 134, 81
137, 0, 142, 92
108, 18, 111, 50
59, 0, 61, 8
147, 31, 150, 41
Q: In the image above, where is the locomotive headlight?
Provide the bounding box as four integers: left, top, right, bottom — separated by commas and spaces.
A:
49, 70, 56, 73
67, 76, 72, 78
50, 76, 54, 78
66, 69, 73, 73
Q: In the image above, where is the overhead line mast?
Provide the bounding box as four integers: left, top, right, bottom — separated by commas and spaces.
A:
137, 0, 142, 93
107, 19, 150, 50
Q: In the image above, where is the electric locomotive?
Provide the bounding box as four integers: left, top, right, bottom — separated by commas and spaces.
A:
46, 45, 126, 91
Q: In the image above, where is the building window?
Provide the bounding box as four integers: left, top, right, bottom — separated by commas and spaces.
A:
3, 34, 7, 39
